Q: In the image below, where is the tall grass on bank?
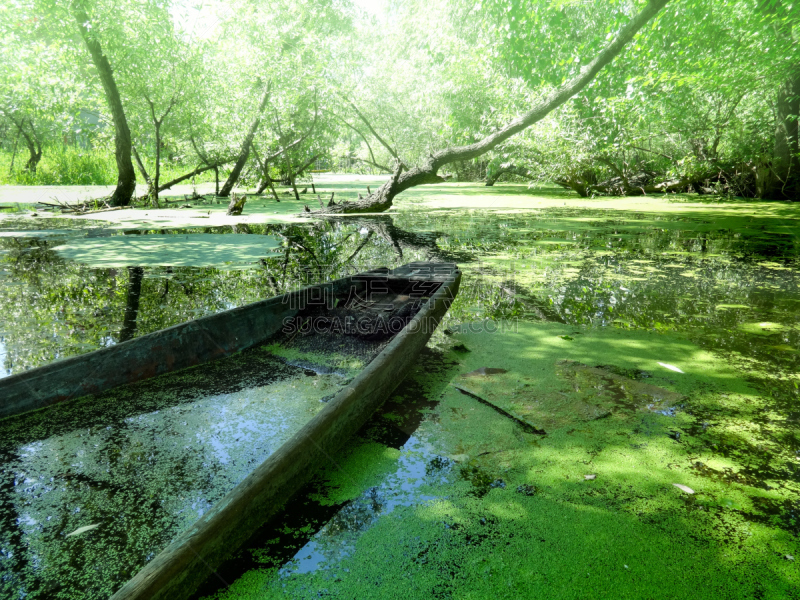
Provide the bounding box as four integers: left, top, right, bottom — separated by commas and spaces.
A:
0, 147, 218, 187
0, 146, 117, 185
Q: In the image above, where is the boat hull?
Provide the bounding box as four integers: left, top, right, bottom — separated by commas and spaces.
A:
110, 262, 460, 600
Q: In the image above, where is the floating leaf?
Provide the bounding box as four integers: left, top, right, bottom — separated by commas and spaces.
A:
672, 483, 694, 494
65, 523, 99, 537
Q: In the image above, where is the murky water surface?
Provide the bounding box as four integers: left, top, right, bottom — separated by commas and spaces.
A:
0, 183, 799, 598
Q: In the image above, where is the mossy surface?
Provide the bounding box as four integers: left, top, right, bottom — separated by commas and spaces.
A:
0, 350, 337, 599
310, 440, 402, 506
204, 323, 799, 600
262, 343, 366, 377
53, 233, 282, 268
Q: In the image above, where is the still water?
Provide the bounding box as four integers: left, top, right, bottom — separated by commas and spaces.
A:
0, 183, 798, 598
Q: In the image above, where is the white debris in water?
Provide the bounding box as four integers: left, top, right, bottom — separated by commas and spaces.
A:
66, 523, 99, 537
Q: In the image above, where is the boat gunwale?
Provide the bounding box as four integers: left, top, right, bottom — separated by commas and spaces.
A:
0, 268, 393, 420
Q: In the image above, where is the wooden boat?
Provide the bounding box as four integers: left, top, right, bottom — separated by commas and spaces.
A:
0, 261, 461, 600
1, 262, 460, 419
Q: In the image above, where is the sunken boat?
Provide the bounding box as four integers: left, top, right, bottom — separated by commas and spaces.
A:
0, 261, 460, 600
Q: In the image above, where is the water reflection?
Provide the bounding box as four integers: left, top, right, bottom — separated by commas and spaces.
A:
0, 336, 9, 377
281, 434, 449, 577
119, 266, 144, 343
1, 201, 799, 598
3, 211, 795, 380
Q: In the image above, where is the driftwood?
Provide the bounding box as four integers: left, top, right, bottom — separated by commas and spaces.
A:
82, 206, 126, 215
38, 198, 119, 214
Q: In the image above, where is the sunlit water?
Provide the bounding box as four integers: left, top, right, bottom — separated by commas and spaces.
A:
0, 184, 799, 598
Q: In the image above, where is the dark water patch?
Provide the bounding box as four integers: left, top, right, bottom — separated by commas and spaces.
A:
744, 496, 800, 537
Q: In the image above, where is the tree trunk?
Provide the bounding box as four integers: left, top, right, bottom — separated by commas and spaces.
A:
256, 171, 280, 200
8, 128, 19, 174
770, 71, 800, 199
132, 145, 152, 190
119, 266, 144, 343
23, 138, 42, 174
219, 82, 272, 197
8, 117, 42, 174
72, 1, 136, 206
153, 122, 162, 204
313, 0, 671, 215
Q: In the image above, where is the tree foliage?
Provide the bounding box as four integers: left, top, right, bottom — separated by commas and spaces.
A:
0, 0, 798, 200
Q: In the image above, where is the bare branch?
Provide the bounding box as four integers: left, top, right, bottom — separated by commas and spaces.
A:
294, 153, 322, 178
263, 90, 320, 163
348, 156, 392, 173
343, 96, 398, 159
323, 107, 381, 168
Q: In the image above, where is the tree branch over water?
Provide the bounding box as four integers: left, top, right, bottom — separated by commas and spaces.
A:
315, 0, 672, 214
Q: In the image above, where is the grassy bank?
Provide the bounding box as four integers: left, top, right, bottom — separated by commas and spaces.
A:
0, 147, 218, 186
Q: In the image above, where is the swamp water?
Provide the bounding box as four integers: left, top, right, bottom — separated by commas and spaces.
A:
0, 178, 799, 598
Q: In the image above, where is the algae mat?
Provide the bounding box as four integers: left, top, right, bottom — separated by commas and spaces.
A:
203, 322, 799, 599
0, 349, 342, 599
53, 233, 282, 268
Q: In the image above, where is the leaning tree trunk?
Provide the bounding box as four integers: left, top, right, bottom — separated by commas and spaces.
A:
72, 1, 136, 206
132, 145, 152, 191
770, 70, 800, 199
219, 82, 272, 197
314, 0, 671, 215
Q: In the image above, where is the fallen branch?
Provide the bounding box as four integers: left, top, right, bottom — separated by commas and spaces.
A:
82, 206, 126, 215
158, 161, 231, 193
452, 385, 546, 435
